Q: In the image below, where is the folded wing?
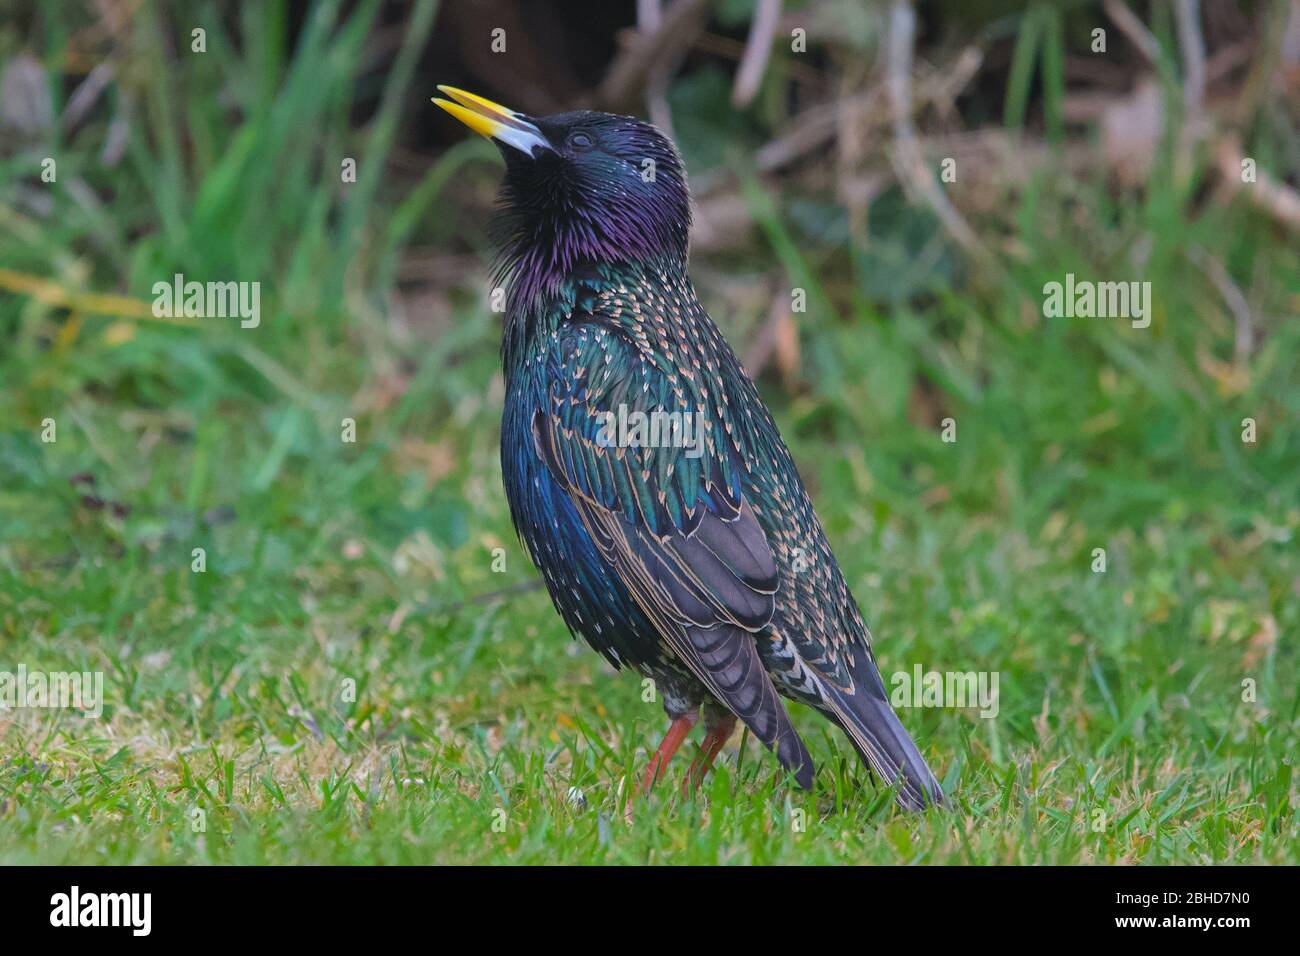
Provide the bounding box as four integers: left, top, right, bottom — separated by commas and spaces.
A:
533, 316, 813, 787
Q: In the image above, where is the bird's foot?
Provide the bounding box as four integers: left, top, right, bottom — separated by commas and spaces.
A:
681, 711, 737, 795
623, 712, 698, 823
639, 712, 698, 793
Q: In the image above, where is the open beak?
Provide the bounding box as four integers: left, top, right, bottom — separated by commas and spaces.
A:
433, 86, 553, 157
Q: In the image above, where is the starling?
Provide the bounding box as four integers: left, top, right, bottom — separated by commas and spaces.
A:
435, 86, 945, 810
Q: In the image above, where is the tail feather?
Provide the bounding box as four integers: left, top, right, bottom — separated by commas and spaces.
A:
826, 688, 945, 811
773, 718, 816, 790
684, 624, 815, 789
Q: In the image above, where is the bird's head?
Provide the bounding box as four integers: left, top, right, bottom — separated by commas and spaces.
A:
434, 86, 690, 306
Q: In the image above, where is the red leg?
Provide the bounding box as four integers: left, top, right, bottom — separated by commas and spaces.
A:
638, 713, 698, 794
683, 712, 737, 793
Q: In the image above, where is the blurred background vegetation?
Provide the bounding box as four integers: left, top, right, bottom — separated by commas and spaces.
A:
0, 0, 1296, 863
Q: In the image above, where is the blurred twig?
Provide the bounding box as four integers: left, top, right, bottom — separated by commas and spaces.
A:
886, 1, 998, 274
61, 61, 115, 133
1188, 246, 1253, 363
1214, 136, 1300, 233
732, 0, 782, 108
597, 0, 713, 111
1176, 0, 1206, 116
1104, 0, 1162, 66
640, 0, 683, 142
753, 89, 882, 174
1175, 0, 1207, 182
743, 43, 978, 180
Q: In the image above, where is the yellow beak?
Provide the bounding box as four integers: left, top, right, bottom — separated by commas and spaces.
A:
433, 85, 553, 156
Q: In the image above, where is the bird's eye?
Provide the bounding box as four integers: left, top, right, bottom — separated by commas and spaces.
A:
568, 132, 594, 150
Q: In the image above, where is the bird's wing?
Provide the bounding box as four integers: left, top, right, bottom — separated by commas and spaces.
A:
533, 315, 813, 786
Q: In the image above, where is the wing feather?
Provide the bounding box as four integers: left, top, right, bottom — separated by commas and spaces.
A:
534, 320, 812, 786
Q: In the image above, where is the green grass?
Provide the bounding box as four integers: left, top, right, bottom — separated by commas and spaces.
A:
1, 1, 1297, 864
